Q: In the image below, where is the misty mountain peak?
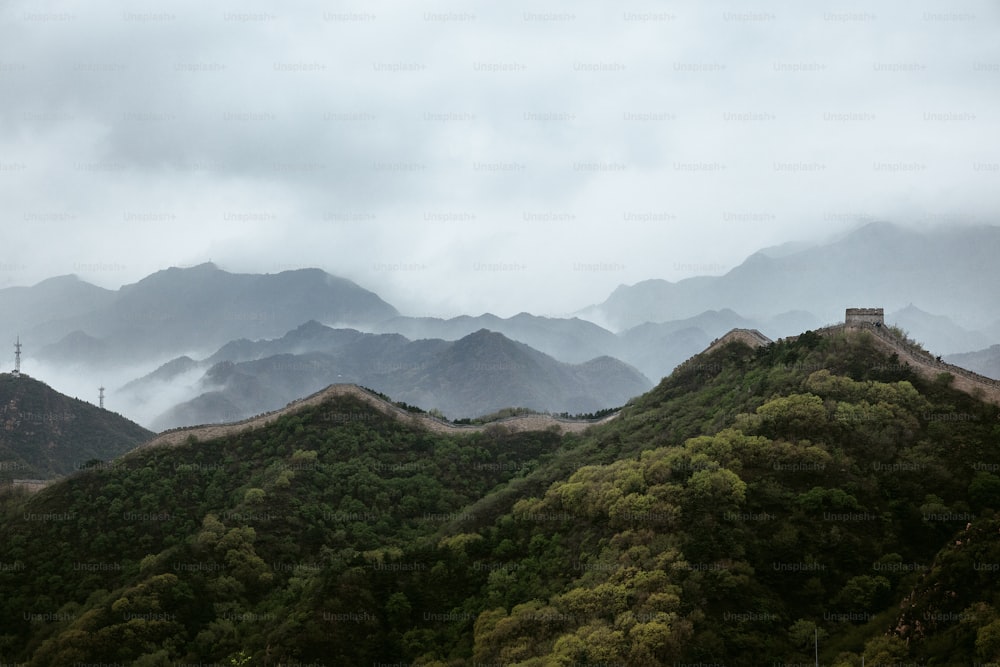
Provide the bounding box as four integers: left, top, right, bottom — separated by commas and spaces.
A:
289, 320, 334, 335
462, 328, 510, 345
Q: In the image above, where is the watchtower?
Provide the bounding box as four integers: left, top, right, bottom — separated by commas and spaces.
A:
845, 308, 884, 327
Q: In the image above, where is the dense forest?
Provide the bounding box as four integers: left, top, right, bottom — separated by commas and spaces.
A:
0, 374, 153, 482
2, 328, 1000, 665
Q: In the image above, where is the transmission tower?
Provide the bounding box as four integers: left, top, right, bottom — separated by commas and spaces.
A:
12, 337, 21, 377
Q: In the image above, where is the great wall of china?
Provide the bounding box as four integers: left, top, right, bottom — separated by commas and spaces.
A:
136, 384, 617, 452
9, 307, 996, 490
121, 306, 1000, 454
704, 308, 1000, 407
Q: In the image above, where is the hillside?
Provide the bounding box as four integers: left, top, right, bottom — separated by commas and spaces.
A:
3, 326, 1000, 664
0, 373, 153, 482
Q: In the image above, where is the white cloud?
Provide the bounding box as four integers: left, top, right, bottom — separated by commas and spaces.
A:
1, 0, 998, 315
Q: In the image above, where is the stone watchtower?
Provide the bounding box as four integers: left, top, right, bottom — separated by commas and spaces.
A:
845, 307, 884, 327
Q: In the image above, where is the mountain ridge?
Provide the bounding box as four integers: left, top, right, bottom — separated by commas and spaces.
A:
139, 382, 618, 451
3, 310, 1000, 663
143, 311, 1000, 451
6, 264, 399, 364
578, 222, 1000, 331
146, 327, 651, 428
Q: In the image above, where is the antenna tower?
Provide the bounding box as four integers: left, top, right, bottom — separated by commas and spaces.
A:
99, 386, 105, 409
13, 337, 21, 377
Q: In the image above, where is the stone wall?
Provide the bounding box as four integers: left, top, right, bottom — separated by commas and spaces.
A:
851, 322, 1000, 406
703, 318, 1000, 407
705, 328, 773, 354
138, 383, 616, 451
845, 307, 885, 326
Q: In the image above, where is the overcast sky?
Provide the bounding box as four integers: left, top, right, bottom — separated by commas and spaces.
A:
1, 0, 998, 318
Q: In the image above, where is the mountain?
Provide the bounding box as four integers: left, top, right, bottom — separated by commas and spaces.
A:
0, 275, 116, 347
946, 345, 1000, 380
18, 264, 398, 365
611, 309, 827, 382
889, 304, 993, 355
371, 312, 619, 364
121, 355, 202, 389
579, 222, 1000, 332
0, 373, 152, 481
203, 320, 369, 366
3, 325, 1000, 664
372, 309, 825, 384
150, 328, 651, 428
36, 330, 111, 364
385, 329, 645, 418
615, 309, 753, 381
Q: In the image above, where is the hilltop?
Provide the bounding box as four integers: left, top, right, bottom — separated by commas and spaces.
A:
0, 373, 153, 482
706, 313, 1000, 407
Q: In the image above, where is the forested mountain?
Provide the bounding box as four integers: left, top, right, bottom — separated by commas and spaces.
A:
2, 326, 1000, 664
0, 374, 153, 481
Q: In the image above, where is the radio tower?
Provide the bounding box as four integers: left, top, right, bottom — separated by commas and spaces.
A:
12, 337, 21, 378
99, 386, 105, 409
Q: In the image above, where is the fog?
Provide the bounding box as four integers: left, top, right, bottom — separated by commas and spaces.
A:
1, 0, 998, 317
24, 354, 206, 429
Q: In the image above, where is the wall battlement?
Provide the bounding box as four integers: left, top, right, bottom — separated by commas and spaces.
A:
701, 307, 1000, 407
845, 307, 885, 326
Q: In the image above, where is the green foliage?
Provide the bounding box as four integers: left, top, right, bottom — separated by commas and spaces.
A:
0, 374, 152, 481
2, 331, 1000, 664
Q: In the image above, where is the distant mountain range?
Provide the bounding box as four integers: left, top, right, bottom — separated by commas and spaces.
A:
135, 325, 651, 429
0, 373, 152, 480
889, 304, 994, 356
945, 345, 1000, 381
2, 263, 397, 364
577, 222, 1000, 332
1, 222, 996, 430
